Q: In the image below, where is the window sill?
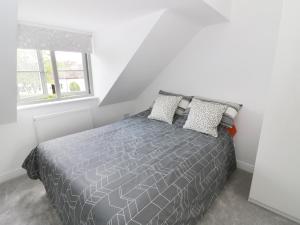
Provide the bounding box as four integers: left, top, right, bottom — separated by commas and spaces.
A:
17, 96, 99, 111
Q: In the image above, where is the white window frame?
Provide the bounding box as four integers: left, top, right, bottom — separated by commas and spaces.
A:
17, 49, 93, 105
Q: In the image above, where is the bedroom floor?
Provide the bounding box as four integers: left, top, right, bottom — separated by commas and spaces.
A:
0, 170, 297, 225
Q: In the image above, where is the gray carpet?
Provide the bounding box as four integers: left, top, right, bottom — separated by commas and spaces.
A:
0, 170, 297, 225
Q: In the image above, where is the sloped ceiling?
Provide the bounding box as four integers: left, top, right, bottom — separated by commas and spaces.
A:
100, 11, 200, 105
100, 0, 232, 105
91, 11, 166, 101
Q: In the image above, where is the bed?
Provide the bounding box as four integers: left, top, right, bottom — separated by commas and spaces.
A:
23, 110, 236, 225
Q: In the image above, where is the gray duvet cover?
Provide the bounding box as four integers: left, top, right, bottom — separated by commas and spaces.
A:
23, 111, 236, 225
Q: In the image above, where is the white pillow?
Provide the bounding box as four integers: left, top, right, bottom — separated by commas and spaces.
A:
148, 95, 182, 124
183, 99, 227, 137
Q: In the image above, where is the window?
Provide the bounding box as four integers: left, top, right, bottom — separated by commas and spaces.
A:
17, 49, 92, 104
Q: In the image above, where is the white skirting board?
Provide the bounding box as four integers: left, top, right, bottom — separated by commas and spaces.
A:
249, 198, 300, 224
0, 168, 26, 184
237, 160, 254, 173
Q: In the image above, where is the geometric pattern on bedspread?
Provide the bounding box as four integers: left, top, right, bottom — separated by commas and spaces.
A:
23, 112, 236, 225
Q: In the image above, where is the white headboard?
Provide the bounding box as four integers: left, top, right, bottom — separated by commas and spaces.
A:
33, 108, 94, 143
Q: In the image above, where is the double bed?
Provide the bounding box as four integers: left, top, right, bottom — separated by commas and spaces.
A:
23, 110, 236, 225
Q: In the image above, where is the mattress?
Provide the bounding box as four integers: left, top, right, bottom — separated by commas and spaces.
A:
23, 111, 236, 225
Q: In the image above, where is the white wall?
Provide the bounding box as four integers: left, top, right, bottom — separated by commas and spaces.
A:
249, 0, 300, 222
0, 0, 17, 125
0, 99, 136, 184
135, 0, 283, 171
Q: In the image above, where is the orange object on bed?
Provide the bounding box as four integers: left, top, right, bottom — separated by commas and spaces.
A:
228, 125, 237, 137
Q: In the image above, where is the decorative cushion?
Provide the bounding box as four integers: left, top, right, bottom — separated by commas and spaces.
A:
227, 125, 237, 137
148, 95, 182, 124
183, 99, 227, 137
158, 90, 193, 116
193, 96, 242, 128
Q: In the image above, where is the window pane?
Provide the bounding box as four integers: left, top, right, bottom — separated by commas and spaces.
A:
41, 50, 57, 97
17, 49, 39, 71
55, 51, 84, 70
17, 72, 43, 98
58, 71, 86, 93
16, 49, 91, 104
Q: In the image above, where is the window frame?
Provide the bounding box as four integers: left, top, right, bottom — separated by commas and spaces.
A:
17, 49, 93, 105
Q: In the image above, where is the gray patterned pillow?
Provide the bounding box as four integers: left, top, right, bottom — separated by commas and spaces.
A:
148, 95, 182, 124
183, 99, 227, 137
194, 96, 242, 128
